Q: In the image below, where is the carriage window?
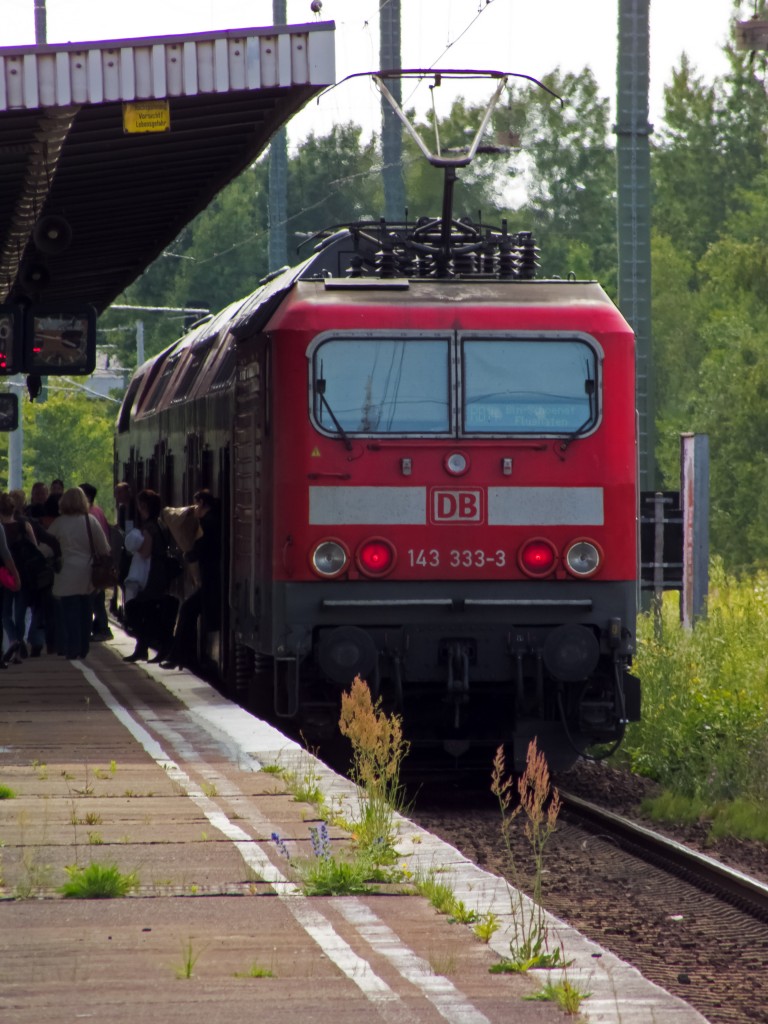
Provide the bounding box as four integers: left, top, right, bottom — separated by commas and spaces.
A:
313, 338, 450, 434
142, 353, 180, 413
462, 338, 598, 435
117, 374, 143, 433
210, 340, 235, 391
170, 340, 213, 403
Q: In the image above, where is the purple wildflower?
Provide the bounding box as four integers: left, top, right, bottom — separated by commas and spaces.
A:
271, 831, 291, 860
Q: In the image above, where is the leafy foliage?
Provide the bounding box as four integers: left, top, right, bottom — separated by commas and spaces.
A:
626, 564, 768, 820
0, 390, 115, 514
651, 29, 768, 570
494, 69, 618, 286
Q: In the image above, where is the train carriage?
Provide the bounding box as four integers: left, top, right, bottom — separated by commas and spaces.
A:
115, 71, 640, 770
116, 244, 639, 770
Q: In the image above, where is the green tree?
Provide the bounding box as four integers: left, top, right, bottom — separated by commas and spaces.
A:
102, 124, 384, 368
649, 23, 768, 570
287, 122, 382, 238
164, 160, 271, 315
654, 178, 768, 568
493, 69, 617, 286
653, 44, 768, 266
652, 56, 722, 263
401, 96, 507, 225
101, 162, 270, 369
651, 231, 704, 415
20, 389, 115, 517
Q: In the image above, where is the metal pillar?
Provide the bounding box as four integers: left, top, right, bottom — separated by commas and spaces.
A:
379, 0, 405, 222
7, 376, 23, 490
268, 0, 289, 271
136, 320, 144, 366
616, 0, 655, 489
681, 433, 709, 627
34, 0, 47, 45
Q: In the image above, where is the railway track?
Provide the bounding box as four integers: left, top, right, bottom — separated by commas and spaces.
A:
410, 779, 768, 1024
560, 790, 768, 924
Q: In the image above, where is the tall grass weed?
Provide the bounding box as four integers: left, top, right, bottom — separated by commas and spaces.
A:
339, 675, 409, 858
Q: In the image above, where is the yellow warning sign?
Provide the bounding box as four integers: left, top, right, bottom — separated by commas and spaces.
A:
123, 101, 171, 134
311, 447, 322, 457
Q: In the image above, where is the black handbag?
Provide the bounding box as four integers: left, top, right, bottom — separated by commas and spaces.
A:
85, 515, 118, 590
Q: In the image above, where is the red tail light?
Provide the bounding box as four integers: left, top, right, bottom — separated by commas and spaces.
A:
356, 538, 395, 577
518, 538, 557, 577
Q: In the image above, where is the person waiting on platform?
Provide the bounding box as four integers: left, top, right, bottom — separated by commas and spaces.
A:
48, 486, 111, 661
79, 483, 113, 642
110, 481, 135, 621
160, 489, 221, 672
122, 489, 178, 664
21, 495, 61, 659
0, 523, 20, 669
0, 492, 37, 664
122, 526, 150, 603
24, 482, 49, 517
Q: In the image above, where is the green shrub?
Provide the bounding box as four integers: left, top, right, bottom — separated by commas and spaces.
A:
624, 561, 768, 831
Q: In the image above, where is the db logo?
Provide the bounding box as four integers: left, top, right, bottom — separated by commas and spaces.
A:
431, 488, 483, 523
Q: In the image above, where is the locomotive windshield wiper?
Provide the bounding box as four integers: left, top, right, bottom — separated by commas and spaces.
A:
315, 376, 353, 451
559, 371, 597, 451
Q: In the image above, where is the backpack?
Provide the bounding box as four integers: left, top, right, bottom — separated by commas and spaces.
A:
9, 535, 54, 592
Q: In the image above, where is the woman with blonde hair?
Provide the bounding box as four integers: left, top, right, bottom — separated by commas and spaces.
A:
48, 486, 111, 660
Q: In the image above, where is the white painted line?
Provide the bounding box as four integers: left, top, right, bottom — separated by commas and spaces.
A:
72, 659, 437, 1019
337, 898, 492, 1024
90, 639, 710, 1023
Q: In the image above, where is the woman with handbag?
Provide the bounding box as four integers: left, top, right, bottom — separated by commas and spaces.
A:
48, 486, 111, 660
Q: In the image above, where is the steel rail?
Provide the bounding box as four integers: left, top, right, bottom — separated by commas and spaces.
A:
560, 790, 768, 922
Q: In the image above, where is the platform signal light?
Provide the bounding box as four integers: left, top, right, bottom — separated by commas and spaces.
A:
0, 306, 23, 375
0, 393, 19, 431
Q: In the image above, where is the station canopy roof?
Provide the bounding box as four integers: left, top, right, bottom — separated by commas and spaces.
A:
0, 22, 335, 313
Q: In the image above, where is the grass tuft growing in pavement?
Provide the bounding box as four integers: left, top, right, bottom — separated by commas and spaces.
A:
59, 861, 139, 898
525, 976, 590, 1014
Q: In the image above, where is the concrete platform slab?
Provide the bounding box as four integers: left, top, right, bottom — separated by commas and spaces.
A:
0, 639, 709, 1023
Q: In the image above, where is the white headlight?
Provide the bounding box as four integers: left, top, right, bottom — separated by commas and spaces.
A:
445, 451, 469, 475
311, 540, 348, 577
565, 540, 600, 576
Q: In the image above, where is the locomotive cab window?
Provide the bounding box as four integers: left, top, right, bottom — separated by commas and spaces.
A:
309, 332, 600, 439
311, 336, 451, 435
461, 336, 600, 436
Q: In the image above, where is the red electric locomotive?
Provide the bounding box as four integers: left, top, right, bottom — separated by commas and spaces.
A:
115, 73, 639, 770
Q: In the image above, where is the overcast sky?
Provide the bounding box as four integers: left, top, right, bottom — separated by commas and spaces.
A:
3, 0, 746, 140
